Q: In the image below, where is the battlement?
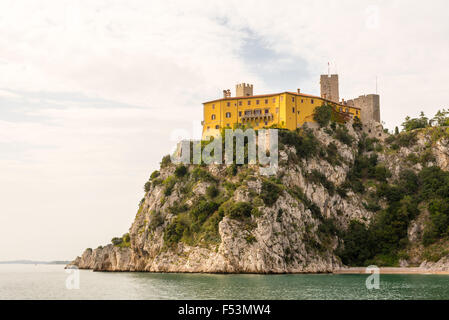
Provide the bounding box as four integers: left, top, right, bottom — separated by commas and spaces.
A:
320, 74, 339, 103
346, 94, 380, 123
236, 83, 254, 97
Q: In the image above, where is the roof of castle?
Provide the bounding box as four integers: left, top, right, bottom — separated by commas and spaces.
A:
203, 91, 361, 109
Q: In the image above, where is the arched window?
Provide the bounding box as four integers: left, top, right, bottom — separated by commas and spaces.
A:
226, 112, 231, 118
211, 114, 216, 120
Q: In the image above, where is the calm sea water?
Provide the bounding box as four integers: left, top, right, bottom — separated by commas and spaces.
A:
1, 264, 449, 300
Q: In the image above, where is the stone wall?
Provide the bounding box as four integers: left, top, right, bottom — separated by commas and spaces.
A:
320, 74, 339, 103
346, 94, 380, 123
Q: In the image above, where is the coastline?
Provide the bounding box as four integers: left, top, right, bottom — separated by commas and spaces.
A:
333, 267, 449, 275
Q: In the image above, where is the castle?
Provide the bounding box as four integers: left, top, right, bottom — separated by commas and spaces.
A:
202, 74, 381, 140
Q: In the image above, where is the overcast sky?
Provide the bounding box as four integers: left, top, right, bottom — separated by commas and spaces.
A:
1, 0, 448, 260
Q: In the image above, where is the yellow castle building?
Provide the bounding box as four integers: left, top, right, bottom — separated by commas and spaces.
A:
201, 77, 362, 140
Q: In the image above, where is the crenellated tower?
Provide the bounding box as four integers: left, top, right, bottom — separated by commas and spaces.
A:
320, 74, 339, 103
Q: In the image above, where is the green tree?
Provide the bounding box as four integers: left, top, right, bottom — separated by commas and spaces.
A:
313, 104, 333, 127
401, 112, 429, 131
431, 109, 449, 127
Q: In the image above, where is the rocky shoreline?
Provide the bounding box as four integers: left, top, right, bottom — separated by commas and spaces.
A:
68, 123, 449, 274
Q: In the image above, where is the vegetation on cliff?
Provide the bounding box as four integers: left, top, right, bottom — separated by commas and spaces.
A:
82, 108, 449, 272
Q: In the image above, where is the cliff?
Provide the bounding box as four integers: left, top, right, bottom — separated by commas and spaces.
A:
68, 121, 449, 273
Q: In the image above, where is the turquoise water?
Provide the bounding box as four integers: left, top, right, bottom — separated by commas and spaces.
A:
1, 264, 449, 300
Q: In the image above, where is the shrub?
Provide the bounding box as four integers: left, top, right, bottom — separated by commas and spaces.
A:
163, 176, 176, 196
190, 200, 219, 224
168, 203, 189, 214
307, 170, 335, 195
226, 202, 253, 220
226, 164, 238, 176
397, 169, 419, 195
278, 129, 319, 159
149, 210, 164, 229
372, 165, 391, 182
150, 170, 160, 180
401, 112, 429, 131
396, 131, 417, 148
111, 233, 131, 247
422, 198, 449, 245
352, 117, 363, 131
288, 187, 321, 219
164, 217, 187, 245
191, 167, 216, 182
337, 221, 374, 266
206, 185, 219, 199
111, 237, 123, 246
144, 181, 152, 192
160, 155, 171, 168
334, 127, 354, 146
260, 180, 282, 206
313, 104, 333, 127
325, 142, 340, 165
174, 165, 188, 178
245, 234, 257, 244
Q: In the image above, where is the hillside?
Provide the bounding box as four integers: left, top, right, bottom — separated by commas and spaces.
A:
68, 119, 449, 273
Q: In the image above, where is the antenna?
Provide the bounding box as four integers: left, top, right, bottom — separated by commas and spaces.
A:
375, 76, 377, 94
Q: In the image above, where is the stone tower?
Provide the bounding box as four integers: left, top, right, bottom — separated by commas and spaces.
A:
346, 94, 380, 123
236, 83, 253, 97
320, 74, 339, 103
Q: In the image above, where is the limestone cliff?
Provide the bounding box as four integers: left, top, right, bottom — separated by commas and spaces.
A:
68, 122, 449, 273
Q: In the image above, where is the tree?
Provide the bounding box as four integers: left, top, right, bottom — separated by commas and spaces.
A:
401, 111, 429, 131
313, 104, 333, 127
394, 126, 399, 135
431, 109, 449, 127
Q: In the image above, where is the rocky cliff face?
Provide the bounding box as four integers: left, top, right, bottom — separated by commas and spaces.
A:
68, 122, 449, 273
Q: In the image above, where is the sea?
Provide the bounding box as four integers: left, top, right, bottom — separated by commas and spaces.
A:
1, 264, 449, 300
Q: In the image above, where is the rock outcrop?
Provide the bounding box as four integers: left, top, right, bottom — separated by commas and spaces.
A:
68, 123, 449, 273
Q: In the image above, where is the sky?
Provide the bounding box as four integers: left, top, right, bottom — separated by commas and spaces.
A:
1, 0, 448, 260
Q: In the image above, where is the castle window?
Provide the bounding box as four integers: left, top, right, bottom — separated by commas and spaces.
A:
226, 112, 231, 118
254, 109, 261, 115
345, 108, 349, 113
292, 107, 295, 113
227, 123, 230, 127
273, 98, 276, 103
248, 100, 251, 105
227, 102, 230, 107
211, 114, 216, 120
292, 97, 295, 102
265, 109, 269, 114
311, 99, 314, 104
301, 99, 304, 103
239, 111, 242, 116
244, 110, 252, 116
239, 101, 242, 106
215, 125, 220, 129
264, 121, 268, 125
256, 100, 259, 105
265, 99, 268, 104
207, 126, 210, 131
